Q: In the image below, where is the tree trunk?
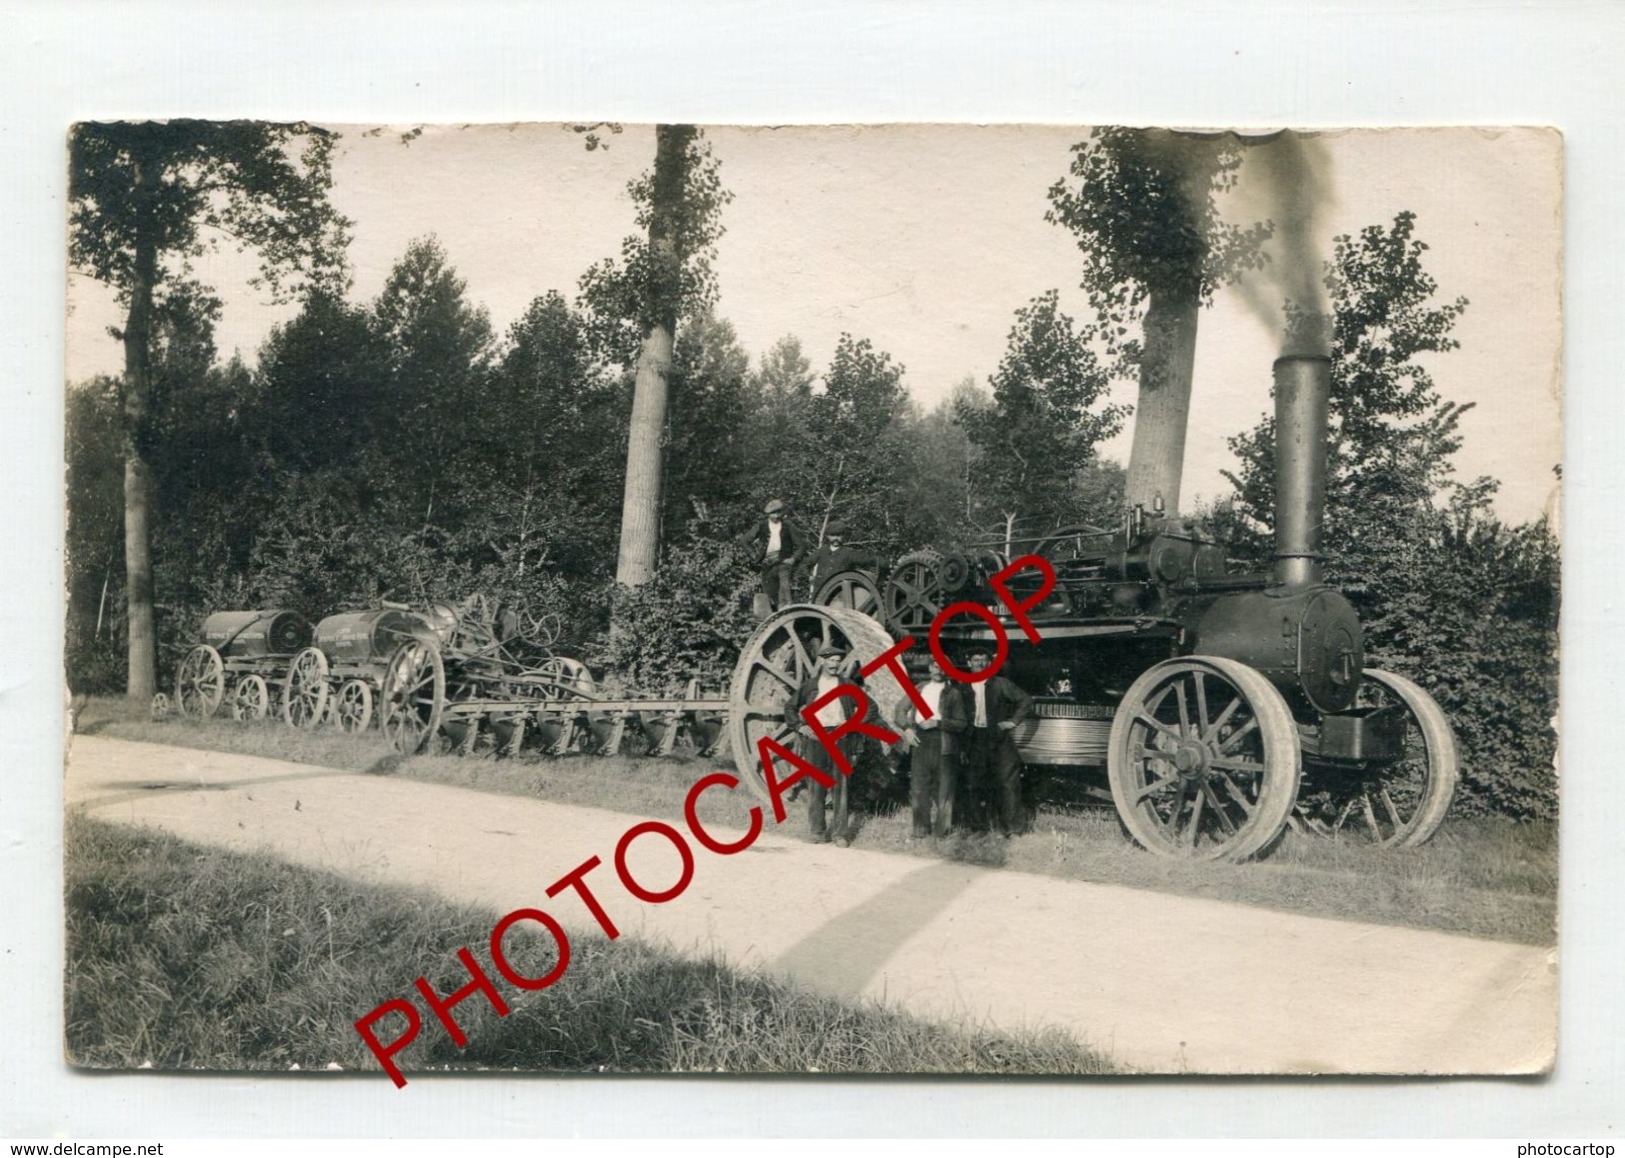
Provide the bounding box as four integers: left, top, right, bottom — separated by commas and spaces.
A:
615, 124, 693, 588
123, 455, 156, 701
615, 323, 674, 586
1123, 289, 1201, 515
122, 225, 159, 701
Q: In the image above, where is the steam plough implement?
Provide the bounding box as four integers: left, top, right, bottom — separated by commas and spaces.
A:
181, 595, 731, 760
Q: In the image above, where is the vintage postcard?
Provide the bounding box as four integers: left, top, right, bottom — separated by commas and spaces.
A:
62, 123, 1560, 1081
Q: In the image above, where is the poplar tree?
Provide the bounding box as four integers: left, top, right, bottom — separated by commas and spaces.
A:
1047, 127, 1270, 514
579, 126, 732, 587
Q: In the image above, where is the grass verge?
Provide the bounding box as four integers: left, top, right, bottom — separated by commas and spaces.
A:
79, 696, 1558, 947
65, 813, 1116, 1076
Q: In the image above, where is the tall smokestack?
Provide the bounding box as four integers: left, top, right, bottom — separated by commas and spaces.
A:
1272, 355, 1331, 588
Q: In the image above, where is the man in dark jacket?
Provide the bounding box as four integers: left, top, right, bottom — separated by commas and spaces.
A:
959, 646, 1034, 836
806, 520, 884, 596
740, 498, 804, 612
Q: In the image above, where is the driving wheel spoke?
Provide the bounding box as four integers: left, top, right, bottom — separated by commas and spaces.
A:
1199, 779, 1239, 835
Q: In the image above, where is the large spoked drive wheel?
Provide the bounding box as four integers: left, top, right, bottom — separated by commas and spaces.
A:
231, 674, 270, 721
282, 647, 330, 729
335, 679, 374, 733
1296, 668, 1459, 847
175, 645, 225, 719
815, 570, 884, 619
382, 639, 445, 754
1107, 656, 1301, 862
727, 603, 899, 805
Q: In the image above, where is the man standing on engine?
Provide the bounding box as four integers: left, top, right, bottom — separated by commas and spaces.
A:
740, 498, 804, 613
806, 520, 884, 597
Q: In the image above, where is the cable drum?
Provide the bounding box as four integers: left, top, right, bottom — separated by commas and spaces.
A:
1013, 699, 1114, 767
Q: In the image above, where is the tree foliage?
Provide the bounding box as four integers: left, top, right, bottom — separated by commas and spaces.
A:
955, 291, 1127, 543
1047, 127, 1273, 513
579, 126, 736, 588
578, 126, 734, 368
1046, 127, 1270, 377
69, 121, 350, 305
593, 532, 761, 695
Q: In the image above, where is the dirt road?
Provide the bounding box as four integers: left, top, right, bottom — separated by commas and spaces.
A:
65, 735, 1555, 1074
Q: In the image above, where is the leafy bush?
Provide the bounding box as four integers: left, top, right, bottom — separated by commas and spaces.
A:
592, 532, 761, 694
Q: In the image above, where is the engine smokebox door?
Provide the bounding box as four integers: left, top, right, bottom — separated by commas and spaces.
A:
1298, 589, 1362, 714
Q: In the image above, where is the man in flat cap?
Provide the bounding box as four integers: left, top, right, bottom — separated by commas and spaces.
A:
959, 646, 1033, 836
740, 498, 804, 614
806, 519, 885, 599
790, 639, 864, 845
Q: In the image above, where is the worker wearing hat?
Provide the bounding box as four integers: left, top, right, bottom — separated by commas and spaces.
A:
790, 638, 864, 845
892, 651, 968, 839
806, 519, 885, 599
739, 498, 805, 614
959, 645, 1034, 836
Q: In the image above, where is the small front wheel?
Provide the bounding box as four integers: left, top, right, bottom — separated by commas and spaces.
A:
231, 674, 270, 721
282, 647, 330, 729
335, 679, 374, 733
1296, 669, 1459, 847
176, 645, 225, 719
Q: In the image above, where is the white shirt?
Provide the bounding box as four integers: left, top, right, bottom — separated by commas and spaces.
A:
972, 681, 988, 727
765, 521, 782, 560
920, 680, 944, 720
814, 672, 846, 728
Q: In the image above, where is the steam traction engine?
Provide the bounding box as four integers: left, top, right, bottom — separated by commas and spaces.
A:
726, 356, 1459, 861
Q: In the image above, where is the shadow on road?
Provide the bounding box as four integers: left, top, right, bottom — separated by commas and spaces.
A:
71, 766, 355, 812
769, 859, 981, 1001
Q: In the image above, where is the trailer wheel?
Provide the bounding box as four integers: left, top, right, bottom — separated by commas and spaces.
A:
231, 674, 270, 721
382, 639, 445, 755
728, 604, 901, 806
176, 645, 225, 719
1296, 669, 1459, 847
335, 679, 373, 733
282, 647, 330, 729
1107, 656, 1300, 862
